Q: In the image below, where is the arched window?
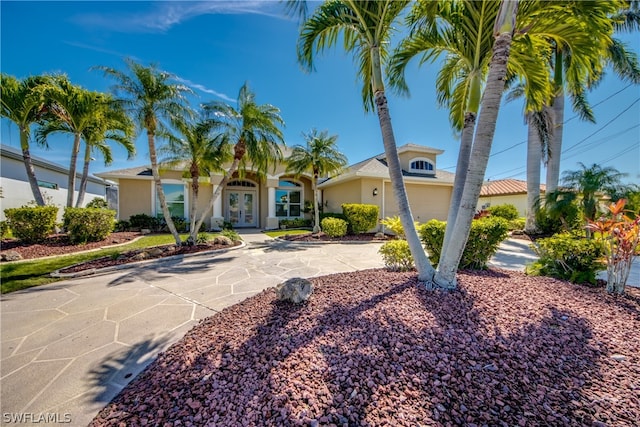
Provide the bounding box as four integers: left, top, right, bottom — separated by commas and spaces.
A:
276, 179, 302, 217
409, 158, 435, 174
227, 180, 256, 188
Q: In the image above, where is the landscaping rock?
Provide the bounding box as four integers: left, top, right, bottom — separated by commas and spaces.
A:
1, 250, 23, 261
213, 236, 233, 246
275, 277, 314, 304
147, 247, 164, 257
132, 252, 148, 261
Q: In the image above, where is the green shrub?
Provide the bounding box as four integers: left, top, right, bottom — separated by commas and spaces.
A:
380, 215, 419, 239
223, 220, 234, 230
221, 229, 241, 242
279, 218, 312, 228
86, 197, 109, 209
166, 216, 188, 233
114, 220, 131, 232
487, 204, 519, 220
0, 221, 10, 239
508, 217, 526, 231
341, 203, 379, 234
419, 216, 509, 270
379, 240, 414, 271
196, 233, 211, 244
63, 207, 116, 244
129, 214, 161, 231
4, 205, 58, 243
321, 217, 348, 238
526, 233, 604, 285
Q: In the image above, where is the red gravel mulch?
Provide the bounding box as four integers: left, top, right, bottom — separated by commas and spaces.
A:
90, 269, 640, 427
0, 232, 141, 260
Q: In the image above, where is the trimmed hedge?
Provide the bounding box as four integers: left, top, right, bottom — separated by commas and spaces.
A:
379, 240, 414, 271
321, 217, 348, 238
526, 233, 604, 285
4, 205, 58, 243
419, 216, 509, 270
129, 214, 162, 232
63, 207, 116, 244
341, 203, 379, 234
279, 218, 312, 229
487, 204, 519, 221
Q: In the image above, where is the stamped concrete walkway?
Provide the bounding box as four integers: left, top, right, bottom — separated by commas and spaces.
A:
1, 231, 388, 426
2, 232, 635, 426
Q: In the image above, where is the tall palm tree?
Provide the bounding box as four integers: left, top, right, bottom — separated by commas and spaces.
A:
434, 0, 520, 287
159, 111, 231, 244
0, 73, 52, 206
201, 82, 285, 224
298, 0, 437, 284
544, 1, 636, 192
389, 0, 551, 257
95, 58, 193, 245
286, 129, 348, 233
76, 95, 136, 207
562, 162, 627, 226
37, 79, 110, 207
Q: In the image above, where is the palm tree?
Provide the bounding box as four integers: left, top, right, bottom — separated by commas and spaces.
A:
159, 111, 231, 244
298, 0, 437, 284
544, 1, 637, 192
95, 58, 194, 246
76, 95, 136, 207
286, 129, 348, 233
201, 82, 285, 225
562, 162, 627, 226
390, 0, 551, 257
434, 0, 520, 287
0, 73, 52, 206
37, 78, 111, 207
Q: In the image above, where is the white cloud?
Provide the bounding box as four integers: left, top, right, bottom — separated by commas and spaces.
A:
72, 1, 287, 33
175, 77, 236, 103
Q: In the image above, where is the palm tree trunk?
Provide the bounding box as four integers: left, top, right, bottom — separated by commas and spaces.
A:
313, 174, 320, 233
149, 132, 182, 245
441, 112, 475, 257
20, 130, 45, 206
525, 114, 541, 233
75, 143, 92, 207
435, 0, 518, 288
66, 133, 81, 207
188, 170, 200, 244
194, 141, 246, 233
546, 92, 564, 192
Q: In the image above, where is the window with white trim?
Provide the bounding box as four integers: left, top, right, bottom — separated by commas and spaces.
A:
276, 179, 302, 217
409, 158, 435, 174
156, 183, 186, 218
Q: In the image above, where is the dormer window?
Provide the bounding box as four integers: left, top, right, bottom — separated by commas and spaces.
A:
409, 158, 435, 175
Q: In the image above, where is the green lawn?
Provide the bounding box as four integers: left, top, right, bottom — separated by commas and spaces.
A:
263, 229, 311, 238
0, 233, 218, 294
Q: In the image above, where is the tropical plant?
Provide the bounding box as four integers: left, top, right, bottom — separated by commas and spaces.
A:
561, 162, 627, 228
0, 73, 53, 206
298, 0, 437, 283
96, 58, 194, 245
587, 198, 640, 294
160, 110, 231, 244
433, 0, 520, 287
75, 94, 135, 207
544, 1, 638, 192
390, 0, 552, 263
201, 82, 285, 228
286, 129, 347, 233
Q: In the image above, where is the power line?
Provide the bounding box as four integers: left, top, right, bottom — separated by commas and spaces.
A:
561, 124, 640, 161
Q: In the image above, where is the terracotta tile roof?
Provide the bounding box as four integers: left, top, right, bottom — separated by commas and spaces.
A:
480, 179, 546, 196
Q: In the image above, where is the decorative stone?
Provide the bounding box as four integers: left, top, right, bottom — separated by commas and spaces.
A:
1, 250, 23, 261
611, 354, 626, 362
147, 247, 164, 257
213, 236, 233, 246
132, 252, 148, 261
140, 228, 151, 235
275, 277, 314, 304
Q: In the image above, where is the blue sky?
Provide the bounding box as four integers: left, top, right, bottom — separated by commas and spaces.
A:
2, 1, 639, 183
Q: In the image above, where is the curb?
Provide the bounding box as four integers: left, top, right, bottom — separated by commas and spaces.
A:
51, 241, 247, 279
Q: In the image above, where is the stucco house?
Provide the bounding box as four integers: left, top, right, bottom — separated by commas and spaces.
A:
96, 143, 455, 230
0, 144, 113, 221
477, 178, 546, 217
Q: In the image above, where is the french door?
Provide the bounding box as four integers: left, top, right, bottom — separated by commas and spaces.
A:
227, 191, 257, 227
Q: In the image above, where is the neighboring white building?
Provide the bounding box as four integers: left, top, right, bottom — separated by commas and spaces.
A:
0, 144, 112, 221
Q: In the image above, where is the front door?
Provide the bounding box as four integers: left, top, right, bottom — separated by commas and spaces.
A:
227, 191, 257, 227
